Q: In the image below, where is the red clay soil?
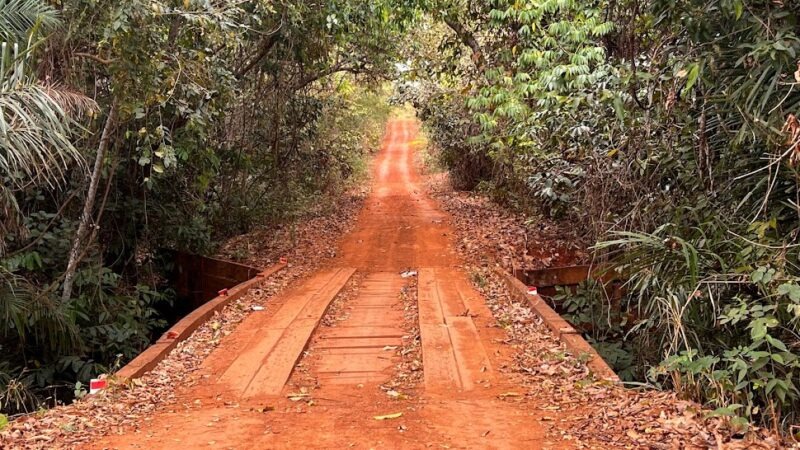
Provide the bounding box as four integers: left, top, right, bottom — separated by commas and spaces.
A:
89, 119, 568, 449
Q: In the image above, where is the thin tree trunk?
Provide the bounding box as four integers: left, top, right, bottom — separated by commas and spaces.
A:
61, 100, 118, 302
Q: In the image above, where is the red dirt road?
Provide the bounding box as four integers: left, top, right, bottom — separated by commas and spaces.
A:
92, 119, 564, 449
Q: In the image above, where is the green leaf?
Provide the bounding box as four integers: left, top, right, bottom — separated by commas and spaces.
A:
0, 414, 7, 431
734, 0, 743, 20
708, 404, 742, 417
777, 283, 800, 302
750, 319, 767, 341
765, 334, 789, 352
683, 63, 700, 95
766, 378, 779, 394
613, 95, 625, 122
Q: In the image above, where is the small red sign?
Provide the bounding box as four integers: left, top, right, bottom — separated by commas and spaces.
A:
527, 286, 538, 296
89, 378, 108, 394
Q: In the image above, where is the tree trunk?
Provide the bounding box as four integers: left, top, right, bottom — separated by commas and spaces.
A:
61, 100, 118, 302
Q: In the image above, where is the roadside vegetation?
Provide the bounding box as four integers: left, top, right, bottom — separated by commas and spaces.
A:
0, 0, 406, 416
403, 0, 800, 433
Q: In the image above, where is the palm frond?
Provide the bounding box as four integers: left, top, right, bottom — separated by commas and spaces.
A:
0, 0, 60, 42
0, 42, 84, 190
0, 266, 29, 338
42, 84, 98, 119
0, 267, 81, 354
0, 184, 25, 256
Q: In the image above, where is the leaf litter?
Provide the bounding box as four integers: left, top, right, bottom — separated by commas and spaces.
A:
426, 171, 789, 449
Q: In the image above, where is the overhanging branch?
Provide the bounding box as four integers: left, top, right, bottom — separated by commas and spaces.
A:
442, 16, 485, 70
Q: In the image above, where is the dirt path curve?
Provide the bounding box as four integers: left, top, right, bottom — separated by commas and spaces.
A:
92, 119, 565, 449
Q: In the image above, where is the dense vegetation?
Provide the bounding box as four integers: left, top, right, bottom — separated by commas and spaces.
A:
2, 0, 798, 436
405, 0, 800, 432
0, 0, 404, 415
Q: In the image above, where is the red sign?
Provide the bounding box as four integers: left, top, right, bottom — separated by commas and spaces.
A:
90, 378, 108, 394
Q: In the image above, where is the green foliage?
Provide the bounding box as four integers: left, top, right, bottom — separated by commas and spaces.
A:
0, 58, 85, 191
72, 381, 87, 401
1, 246, 171, 413
406, 86, 492, 190
553, 281, 637, 381
409, 0, 800, 431
1, 0, 416, 415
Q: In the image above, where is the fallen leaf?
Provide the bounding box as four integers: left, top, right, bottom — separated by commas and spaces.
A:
287, 393, 310, 402
374, 413, 403, 420
498, 392, 522, 398
626, 430, 642, 440
387, 390, 405, 399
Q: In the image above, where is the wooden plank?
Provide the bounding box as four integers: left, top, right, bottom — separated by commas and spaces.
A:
418, 268, 498, 393
419, 268, 463, 391
217, 269, 346, 390
216, 329, 283, 389
245, 320, 318, 397
418, 268, 445, 325
315, 353, 393, 373
315, 337, 402, 349
419, 323, 461, 390
447, 317, 494, 390
319, 326, 404, 339
242, 268, 356, 398
435, 275, 472, 318
345, 307, 398, 326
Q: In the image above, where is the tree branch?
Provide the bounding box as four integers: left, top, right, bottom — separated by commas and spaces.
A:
73, 52, 114, 65
294, 63, 364, 91
235, 25, 283, 79
442, 16, 485, 70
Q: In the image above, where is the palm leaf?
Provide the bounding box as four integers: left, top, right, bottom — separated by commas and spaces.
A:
0, 0, 59, 42
0, 42, 85, 189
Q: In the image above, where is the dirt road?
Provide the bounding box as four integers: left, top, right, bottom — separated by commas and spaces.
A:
93, 119, 563, 449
